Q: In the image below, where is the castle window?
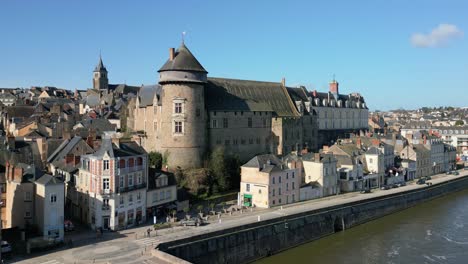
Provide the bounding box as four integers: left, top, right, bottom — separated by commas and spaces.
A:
241, 138, 246, 145
174, 103, 182, 114
212, 119, 218, 128
256, 138, 260, 144
225, 139, 230, 145
196, 108, 200, 117
248, 117, 252, 128
249, 138, 254, 144
175, 121, 183, 133
233, 139, 238, 145
223, 118, 228, 128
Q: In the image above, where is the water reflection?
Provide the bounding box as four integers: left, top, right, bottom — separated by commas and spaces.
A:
256, 189, 468, 264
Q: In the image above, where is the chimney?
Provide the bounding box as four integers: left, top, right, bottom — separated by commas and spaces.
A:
74, 155, 81, 166
423, 135, 427, 145
281, 78, 285, 87
323, 145, 329, 152
314, 153, 321, 161
371, 138, 380, 146
312, 90, 317, 97
65, 154, 74, 165
169, 48, 175, 61
356, 137, 362, 148
329, 80, 339, 94
7, 136, 15, 150
13, 166, 24, 182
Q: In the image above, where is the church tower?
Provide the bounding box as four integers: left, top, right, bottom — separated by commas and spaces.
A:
158, 43, 207, 169
93, 55, 109, 91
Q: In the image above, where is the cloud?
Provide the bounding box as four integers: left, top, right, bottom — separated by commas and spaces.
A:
411, 23, 463, 48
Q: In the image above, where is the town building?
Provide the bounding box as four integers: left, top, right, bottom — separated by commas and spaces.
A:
302, 152, 339, 196
34, 174, 65, 241
146, 169, 177, 221
400, 144, 431, 178
77, 138, 147, 230
127, 43, 368, 169
240, 154, 301, 208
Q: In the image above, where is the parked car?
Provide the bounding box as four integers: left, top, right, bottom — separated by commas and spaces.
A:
180, 217, 205, 227
453, 171, 460, 176
1, 240, 12, 254
391, 184, 399, 188
398, 182, 406, 187
360, 189, 372, 194
416, 178, 426, 185
64, 220, 74, 231
426, 182, 433, 186
381, 185, 390, 190
446, 171, 452, 175
425, 176, 432, 180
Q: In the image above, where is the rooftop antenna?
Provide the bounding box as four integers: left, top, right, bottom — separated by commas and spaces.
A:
333, 74, 336, 82
182, 31, 186, 44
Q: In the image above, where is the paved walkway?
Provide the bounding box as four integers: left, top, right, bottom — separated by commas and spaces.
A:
9, 169, 468, 264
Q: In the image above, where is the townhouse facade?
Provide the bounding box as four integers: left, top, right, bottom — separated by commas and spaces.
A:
77, 138, 148, 230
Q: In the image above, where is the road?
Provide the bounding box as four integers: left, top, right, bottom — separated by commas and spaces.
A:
10, 169, 468, 264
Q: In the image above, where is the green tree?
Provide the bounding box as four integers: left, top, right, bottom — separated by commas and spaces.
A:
455, 120, 464, 126
209, 146, 230, 192
148, 151, 163, 169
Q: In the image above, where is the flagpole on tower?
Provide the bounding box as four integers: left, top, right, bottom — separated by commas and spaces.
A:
182, 31, 186, 44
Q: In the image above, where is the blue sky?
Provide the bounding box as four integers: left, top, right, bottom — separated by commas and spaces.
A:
1, 0, 467, 110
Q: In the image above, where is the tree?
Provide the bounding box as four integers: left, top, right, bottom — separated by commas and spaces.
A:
148, 151, 163, 169
197, 204, 204, 214
455, 120, 464, 126
209, 146, 230, 191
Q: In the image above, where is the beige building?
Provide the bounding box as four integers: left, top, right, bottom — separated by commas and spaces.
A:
240, 154, 301, 208
3, 162, 35, 229
302, 152, 339, 197
401, 144, 431, 178
126, 43, 368, 169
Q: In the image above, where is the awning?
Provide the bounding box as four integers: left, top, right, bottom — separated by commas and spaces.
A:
244, 194, 252, 198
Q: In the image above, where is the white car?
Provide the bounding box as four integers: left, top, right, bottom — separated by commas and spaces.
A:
1, 240, 12, 254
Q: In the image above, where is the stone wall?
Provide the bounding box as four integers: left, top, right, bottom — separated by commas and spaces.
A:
157, 175, 468, 264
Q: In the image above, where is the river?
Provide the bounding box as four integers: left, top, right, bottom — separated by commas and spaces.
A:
256, 188, 468, 264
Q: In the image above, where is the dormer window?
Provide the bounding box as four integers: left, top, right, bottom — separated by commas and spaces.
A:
103, 160, 109, 170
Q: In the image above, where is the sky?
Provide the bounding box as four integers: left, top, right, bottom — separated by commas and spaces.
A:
0, 0, 467, 110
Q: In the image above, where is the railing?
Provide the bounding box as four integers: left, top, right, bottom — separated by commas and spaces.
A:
102, 205, 111, 211
117, 183, 146, 193
99, 189, 113, 195
117, 165, 144, 173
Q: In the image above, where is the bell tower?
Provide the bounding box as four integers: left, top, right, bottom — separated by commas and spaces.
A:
158, 42, 208, 169
93, 55, 109, 91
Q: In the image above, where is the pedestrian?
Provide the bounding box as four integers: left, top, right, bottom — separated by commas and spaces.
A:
147, 228, 151, 237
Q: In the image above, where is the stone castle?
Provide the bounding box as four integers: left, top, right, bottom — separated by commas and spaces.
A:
94, 43, 369, 169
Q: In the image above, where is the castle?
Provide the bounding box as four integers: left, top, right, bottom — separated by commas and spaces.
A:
107, 43, 369, 169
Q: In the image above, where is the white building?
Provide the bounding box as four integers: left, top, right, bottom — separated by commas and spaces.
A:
34, 174, 65, 241
302, 152, 339, 197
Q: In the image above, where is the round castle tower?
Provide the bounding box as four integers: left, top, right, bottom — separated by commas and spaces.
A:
158, 43, 207, 169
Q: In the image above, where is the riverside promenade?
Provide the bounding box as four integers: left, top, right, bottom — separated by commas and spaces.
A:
11, 169, 468, 264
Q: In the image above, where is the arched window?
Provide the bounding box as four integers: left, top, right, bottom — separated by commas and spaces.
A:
128, 158, 134, 167
137, 157, 143, 166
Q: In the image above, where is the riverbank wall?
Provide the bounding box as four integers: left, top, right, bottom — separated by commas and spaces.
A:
157, 175, 468, 264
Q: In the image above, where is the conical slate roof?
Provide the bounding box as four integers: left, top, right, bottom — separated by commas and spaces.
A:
94, 56, 107, 72
158, 43, 207, 73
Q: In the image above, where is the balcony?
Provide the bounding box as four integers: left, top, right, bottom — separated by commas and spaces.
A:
102, 204, 111, 211
99, 189, 113, 195
117, 183, 146, 193
117, 165, 144, 174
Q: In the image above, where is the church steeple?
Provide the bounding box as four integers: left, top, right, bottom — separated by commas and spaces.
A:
93, 55, 109, 91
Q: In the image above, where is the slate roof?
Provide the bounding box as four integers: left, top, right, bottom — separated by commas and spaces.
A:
287, 87, 309, 102
35, 174, 63, 185
243, 154, 284, 172
147, 168, 176, 190
94, 56, 107, 72
91, 139, 146, 159
366, 147, 381, 155
138, 85, 161, 107
158, 43, 207, 73
47, 136, 91, 163
5, 106, 35, 118
205, 77, 300, 117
